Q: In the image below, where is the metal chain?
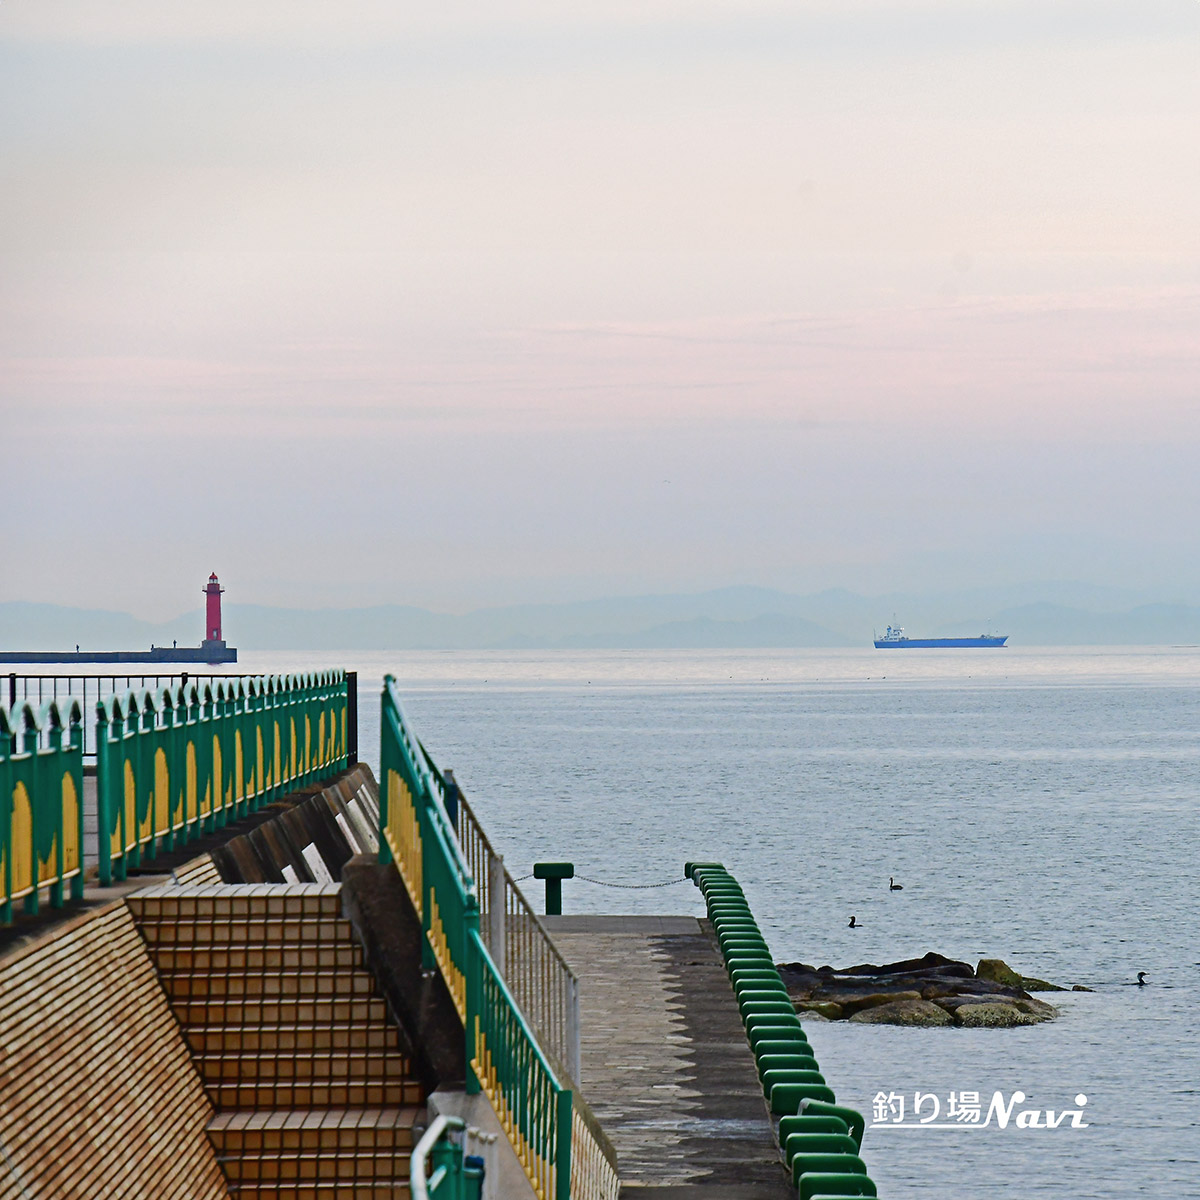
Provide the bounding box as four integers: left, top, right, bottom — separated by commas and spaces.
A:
512, 871, 688, 889
575, 874, 689, 889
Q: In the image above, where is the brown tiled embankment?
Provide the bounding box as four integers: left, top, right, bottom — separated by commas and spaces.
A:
129, 884, 423, 1200
0, 902, 229, 1200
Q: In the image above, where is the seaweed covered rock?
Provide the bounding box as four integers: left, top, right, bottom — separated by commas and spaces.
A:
848, 998, 954, 1027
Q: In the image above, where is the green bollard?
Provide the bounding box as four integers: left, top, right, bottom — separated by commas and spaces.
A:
746, 1021, 806, 1048
730, 968, 781, 983
724, 951, 775, 969
762, 1068, 827, 1091
796, 1170, 877, 1200
777, 1113, 850, 1143
791, 1155, 869, 1190
784, 1133, 859, 1167
757, 1053, 820, 1081
754, 1037, 812, 1058
533, 862, 574, 915
770, 1081, 837, 1114
736, 985, 790, 1004
800, 1100, 866, 1148
740, 1000, 797, 1020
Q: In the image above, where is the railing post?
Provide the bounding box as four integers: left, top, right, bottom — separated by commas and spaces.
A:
443, 767, 459, 830
378, 681, 393, 866
567, 974, 582, 1090
346, 671, 358, 767
22, 718, 40, 915
46, 713, 65, 909
465, 927, 482, 1096
68, 708, 85, 901
555, 1090, 572, 1200
95, 704, 113, 886
488, 853, 507, 966
0, 733, 11, 924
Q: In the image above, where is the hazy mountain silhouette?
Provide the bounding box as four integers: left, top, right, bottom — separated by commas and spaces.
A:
3, 584, 1197, 652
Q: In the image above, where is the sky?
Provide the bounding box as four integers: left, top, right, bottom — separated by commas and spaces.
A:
2, 1, 1199, 619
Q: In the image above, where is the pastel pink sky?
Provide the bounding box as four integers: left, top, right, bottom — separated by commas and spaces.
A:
2, 1, 1198, 616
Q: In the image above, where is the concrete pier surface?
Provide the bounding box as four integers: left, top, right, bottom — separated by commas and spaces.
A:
0, 643, 236, 664
544, 915, 792, 1200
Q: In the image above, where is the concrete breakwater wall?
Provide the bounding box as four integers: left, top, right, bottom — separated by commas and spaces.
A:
201, 763, 382, 886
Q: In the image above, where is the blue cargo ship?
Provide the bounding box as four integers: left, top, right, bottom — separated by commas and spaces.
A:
873, 624, 1008, 648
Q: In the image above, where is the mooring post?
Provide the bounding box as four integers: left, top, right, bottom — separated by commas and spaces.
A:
533, 861, 574, 916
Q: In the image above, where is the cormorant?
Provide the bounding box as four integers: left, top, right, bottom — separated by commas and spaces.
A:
848, 915, 858, 928
889, 877, 903, 891
1136, 972, 1148, 986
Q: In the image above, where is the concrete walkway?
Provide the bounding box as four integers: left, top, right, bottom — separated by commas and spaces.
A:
544, 915, 792, 1200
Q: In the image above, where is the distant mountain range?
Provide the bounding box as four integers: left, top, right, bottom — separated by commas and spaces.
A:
4, 583, 1200, 650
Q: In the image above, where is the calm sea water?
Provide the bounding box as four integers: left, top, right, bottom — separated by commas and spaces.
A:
237, 646, 1200, 1198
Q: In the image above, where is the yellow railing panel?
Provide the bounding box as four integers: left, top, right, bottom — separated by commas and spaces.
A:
385, 768, 423, 919
473, 1026, 554, 1200
10, 782, 33, 899
61, 773, 80, 877
123, 760, 136, 854
154, 747, 169, 836
428, 892, 466, 1021
187, 741, 199, 822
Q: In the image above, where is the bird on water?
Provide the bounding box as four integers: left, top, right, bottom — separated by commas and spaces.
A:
889, 877, 903, 891
1136, 972, 1148, 986
848, 915, 858, 928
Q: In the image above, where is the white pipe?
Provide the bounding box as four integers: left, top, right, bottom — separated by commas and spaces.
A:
410, 1113, 466, 1200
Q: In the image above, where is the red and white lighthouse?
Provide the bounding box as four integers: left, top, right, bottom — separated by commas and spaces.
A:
204, 572, 225, 643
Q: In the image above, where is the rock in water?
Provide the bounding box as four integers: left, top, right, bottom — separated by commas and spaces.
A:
954, 1002, 1040, 1028
848, 999, 954, 1027
840, 990, 923, 1017
977, 957, 1066, 992
975, 958, 1023, 988
780, 952, 1065, 1025
795, 1000, 843, 1020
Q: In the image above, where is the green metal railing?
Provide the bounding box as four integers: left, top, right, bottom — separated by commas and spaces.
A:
686, 862, 880, 1200
1, 698, 85, 923
380, 676, 617, 1200
411, 1115, 484, 1200
470, 926, 573, 1200
97, 671, 349, 884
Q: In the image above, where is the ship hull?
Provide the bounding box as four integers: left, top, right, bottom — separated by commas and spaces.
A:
874, 636, 1008, 648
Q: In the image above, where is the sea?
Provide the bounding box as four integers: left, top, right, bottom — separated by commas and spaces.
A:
234, 646, 1199, 1197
